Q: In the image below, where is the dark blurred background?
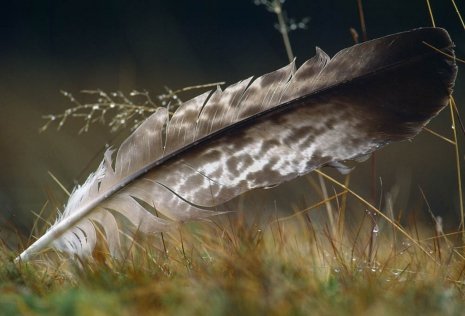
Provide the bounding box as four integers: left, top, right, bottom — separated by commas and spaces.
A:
0, 0, 464, 237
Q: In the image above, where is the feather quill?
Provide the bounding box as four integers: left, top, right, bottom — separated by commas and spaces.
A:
18, 27, 457, 261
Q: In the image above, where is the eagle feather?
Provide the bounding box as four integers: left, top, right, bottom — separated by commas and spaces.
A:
18, 27, 457, 261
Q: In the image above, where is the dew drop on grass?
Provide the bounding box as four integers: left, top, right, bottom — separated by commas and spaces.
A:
402, 241, 411, 247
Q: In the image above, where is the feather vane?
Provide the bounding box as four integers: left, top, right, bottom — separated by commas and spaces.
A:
18, 27, 457, 261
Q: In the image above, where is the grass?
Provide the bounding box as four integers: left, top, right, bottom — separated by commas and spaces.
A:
3, 191, 465, 316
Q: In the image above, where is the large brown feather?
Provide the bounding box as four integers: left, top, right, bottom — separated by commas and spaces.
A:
18, 27, 457, 261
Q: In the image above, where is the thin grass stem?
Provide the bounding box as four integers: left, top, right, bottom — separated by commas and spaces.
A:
314, 169, 438, 262
449, 99, 465, 242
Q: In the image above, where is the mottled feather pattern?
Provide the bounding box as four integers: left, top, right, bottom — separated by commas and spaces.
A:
18, 28, 457, 261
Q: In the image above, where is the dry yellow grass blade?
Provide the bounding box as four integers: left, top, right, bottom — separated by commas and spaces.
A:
423, 127, 456, 145
424, 0, 465, 246
449, 98, 465, 242
450, 0, 465, 30
314, 169, 438, 262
